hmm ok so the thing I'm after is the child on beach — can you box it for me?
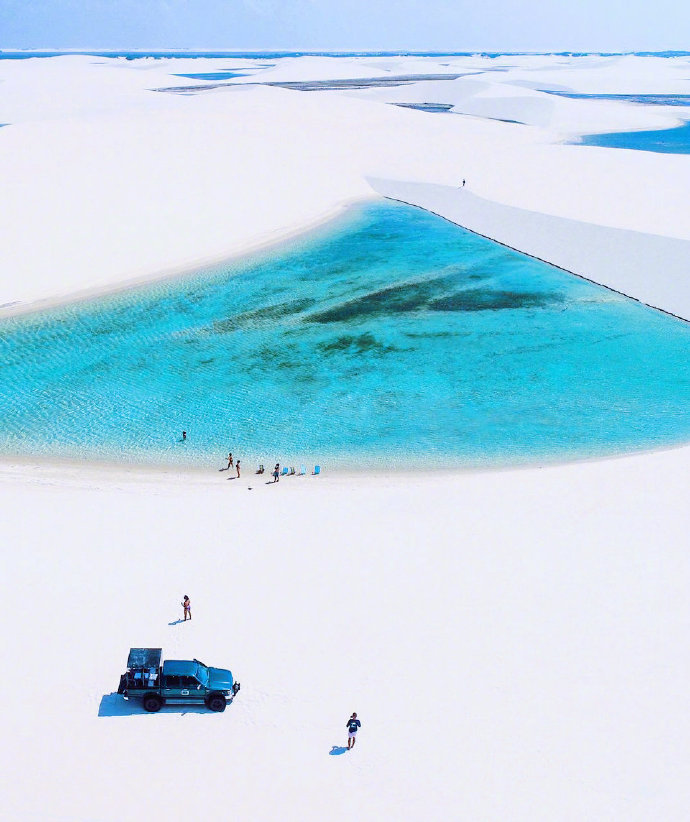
[236,460,241,478]
[182,595,191,621]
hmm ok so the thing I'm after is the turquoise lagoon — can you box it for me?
[576,121,690,154]
[1,201,690,469]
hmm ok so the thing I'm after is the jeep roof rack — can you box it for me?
[127,648,162,670]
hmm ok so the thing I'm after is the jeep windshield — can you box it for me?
[194,662,209,686]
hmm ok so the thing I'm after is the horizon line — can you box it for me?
[2,48,690,56]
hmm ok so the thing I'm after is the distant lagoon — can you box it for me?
[173,71,249,81]
[545,92,690,107]
[575,121,690,154]
[549,92,690,154]
[1,201,690,470]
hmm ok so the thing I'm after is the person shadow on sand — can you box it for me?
[329,745,348,755]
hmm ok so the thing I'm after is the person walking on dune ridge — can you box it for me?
[346,713,361,749]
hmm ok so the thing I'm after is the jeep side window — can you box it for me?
[180,676,199,689]
[165,675,181,688]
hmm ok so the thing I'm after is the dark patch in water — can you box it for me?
[429,289,562,312]
[405,330,467,339]
[308,279,445,324]
[308,277,560,324]
[212,297,316,332]
[251,346,285,364]
[199,358,215,365]
[248,344,306,373]
[318,333,403,357]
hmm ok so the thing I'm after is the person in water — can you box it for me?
[227,452,233,470]
[182,595,191,621]
[236,460,241,478]
[182,431,187,441]
[273,463,280,483]
[346,713,361,749]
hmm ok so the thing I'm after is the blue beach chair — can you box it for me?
[299,465,306,476]
[313,465,321,475]
[282,466,289,476]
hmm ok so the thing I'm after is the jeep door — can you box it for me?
[180,674,205,699]
[161,674,206,703]
[161,674,184,700]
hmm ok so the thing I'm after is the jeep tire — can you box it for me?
[143,694,163,713]
[207,694,226,712]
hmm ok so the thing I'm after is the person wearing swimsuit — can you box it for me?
[182,595,191,621]
[273,463,280,483]
[236,460,241,478]
[227,453,233,470]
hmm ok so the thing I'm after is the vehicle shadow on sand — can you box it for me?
[329,745,349,755]
[98,693,216,717]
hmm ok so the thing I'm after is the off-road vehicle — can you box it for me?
[117,648,240,712]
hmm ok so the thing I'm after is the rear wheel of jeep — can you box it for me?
[208,694,226,712]
[143,694,163,713]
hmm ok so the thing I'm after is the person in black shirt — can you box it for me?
[346,712,361,749]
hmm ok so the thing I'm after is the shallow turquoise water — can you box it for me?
[576,121,690,154]
[173,71,248,80]
[547,92,690,107]
[1,200,690,469]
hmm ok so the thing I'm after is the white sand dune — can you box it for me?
[2,53,690,312]
[2,448,690,821]
[2,54,690,821]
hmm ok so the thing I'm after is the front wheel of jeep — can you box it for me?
[207,694,226,712]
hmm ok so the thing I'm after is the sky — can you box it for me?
[1,0,690,52]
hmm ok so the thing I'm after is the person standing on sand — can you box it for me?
[273,463,280,483]
[227,452,233,470]
[182,595,191,621]
[236,460,241,478]
[347,713,361,749]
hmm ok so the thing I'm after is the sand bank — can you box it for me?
[2,445,690,820]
